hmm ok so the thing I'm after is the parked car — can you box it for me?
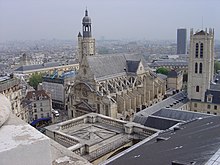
[52,109,59,117]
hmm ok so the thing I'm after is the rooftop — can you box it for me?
[105,116,220,165]
[45,113,158,163]
[14,61,78,72]
[0,94,90,165]
[25,90,50,100]
[134,91,188,126]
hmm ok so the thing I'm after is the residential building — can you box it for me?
[24,90,52,123]
[0,75,25,121]
[42,70,76,110]
[14,61,79,76]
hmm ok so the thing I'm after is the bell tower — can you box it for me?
[78,9,95,65]
[187,28,214,102]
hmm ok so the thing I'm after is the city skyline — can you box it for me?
[0,0,219,42]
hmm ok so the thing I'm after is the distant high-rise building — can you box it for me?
[177,28,187,54]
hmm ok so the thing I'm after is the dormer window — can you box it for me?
[207,94,213,103]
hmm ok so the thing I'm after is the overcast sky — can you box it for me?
[0,0,219,42]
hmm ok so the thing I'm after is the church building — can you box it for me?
[68,10,166,120]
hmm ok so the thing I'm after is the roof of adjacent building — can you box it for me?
[87,54,148,80]
[25,90,50,100]
[205,89,220,104]
[126,60,140,73]
[134,108,211,130]
[14,61,78,72]
[149,60,188,68]
[167,70,182,78]
[106,116,220,165]
[134,91,188,125]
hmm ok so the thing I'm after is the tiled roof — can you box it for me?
[25,90,50,100]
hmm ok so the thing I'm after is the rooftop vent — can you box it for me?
[171,161,196,165]
[173,126,181,131]
[156,136,170,142]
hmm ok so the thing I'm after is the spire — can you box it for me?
[85,9,88,16]
[78,32,82,37]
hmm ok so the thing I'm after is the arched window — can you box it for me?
[199,63,203,73]
[196,86,199,92]
[195,43,199,58]
[200,43,203,58]
[195,63,198,73]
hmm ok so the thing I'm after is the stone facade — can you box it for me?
[68,10,166,121]
[187,28,220,115]
[23,90,52,123]
[0,76,25,121]
[42,71,76,110]
[167,70,183,91]
[187,29,214,102]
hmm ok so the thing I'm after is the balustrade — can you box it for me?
[97,117,124,129]
[85,137,130,161]
[55,132,78,146]
[61,119,84,130]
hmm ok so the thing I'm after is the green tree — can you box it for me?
[28,73,43,90]
[156,67,169,75]
[214,61,220,73]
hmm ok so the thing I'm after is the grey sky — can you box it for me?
[0,0,219,42]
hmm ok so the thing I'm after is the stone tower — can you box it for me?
[78,9,95,65]
[187,28,214,102]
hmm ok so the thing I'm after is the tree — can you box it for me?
[156,67,169,75]
[214,61,220,73]
[28,73,43,90]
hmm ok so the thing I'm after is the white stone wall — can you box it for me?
[42,81,64,102]
[31,99,52,122]
[190,101,219,115]
[0,114,52,165]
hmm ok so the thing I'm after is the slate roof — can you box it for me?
[134,91,188,125]
[149,60,188,67]
[126,60,140,73]
[134,108,210,130]
[87,54,148,80]
[143,116,179,130]
[107,116,220,165]
[167,70,181,78]
[194,30,208,36]
[205,89,220,104]
[14,61,78,72]
[210,83,220,91]
[152,108,211,122]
